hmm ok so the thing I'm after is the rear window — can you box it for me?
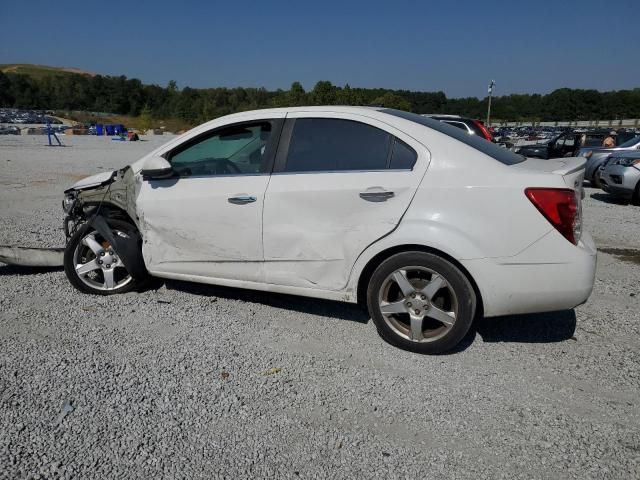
[382,109,525,165]
[584,135,603,147]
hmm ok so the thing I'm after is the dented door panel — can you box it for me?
[262,111,430,291]
[262,171,421,289]
[136,175,270,282]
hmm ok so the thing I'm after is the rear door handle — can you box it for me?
[359,190,395,202]
[228,195,257,205]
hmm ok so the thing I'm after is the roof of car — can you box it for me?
[611,149,640,158]
[223,106,384,117]
[422,114,463,119]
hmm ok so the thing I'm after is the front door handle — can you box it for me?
[359,190,395,202]
[228,195,257,205]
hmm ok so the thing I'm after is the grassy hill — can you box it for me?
[0,64,95,79]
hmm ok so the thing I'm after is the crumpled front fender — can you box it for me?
[88,215,147,280]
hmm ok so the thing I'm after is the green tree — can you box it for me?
[371,92,411,111]
[138,104,153,133]
[0,72,12,106]
[288,81,306,106]
[311,81,336,105]
[2,68,640,125]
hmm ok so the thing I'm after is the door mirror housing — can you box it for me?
[141,156,173,179]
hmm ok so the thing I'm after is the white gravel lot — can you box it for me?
[1,134,639,479]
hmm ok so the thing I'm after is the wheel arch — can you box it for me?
[84,203,138,227]
[84,211,148,280]
[355,244,484,318]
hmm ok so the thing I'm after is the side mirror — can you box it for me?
[141,156,173,179]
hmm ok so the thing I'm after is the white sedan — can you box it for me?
[61,107,596,353]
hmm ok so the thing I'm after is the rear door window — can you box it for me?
[284,118,392,172]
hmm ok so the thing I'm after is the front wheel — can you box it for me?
[592,170,603,189]
[367,252,476,354]
[633,180,640,206]
[63,219,139,295]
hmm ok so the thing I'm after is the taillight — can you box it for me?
[472,120,493,141]
[525,188,581,245]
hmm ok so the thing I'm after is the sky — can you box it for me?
[1,0,638,98]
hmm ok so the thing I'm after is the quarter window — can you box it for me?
[169,122,272,177]
[284,118,392,172]
[390,138,417,169]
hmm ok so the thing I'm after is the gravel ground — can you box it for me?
[1,135,639,479]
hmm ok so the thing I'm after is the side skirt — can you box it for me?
[149,270,357,304]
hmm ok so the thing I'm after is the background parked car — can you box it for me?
[514,131,577,158]
[599,150,640,204]
[578,135,640,187]
[0,125,21,135]
[513,130,624,159]
[516,130,639,160]
[422,114,493,141]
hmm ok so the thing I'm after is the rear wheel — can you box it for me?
[367,252,476,354]
[64,219,139,295]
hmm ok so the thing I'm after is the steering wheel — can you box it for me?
[216,159,242,175]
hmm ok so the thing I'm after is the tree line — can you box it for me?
[0,70,639,125]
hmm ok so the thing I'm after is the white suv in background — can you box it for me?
[61,107,596,354]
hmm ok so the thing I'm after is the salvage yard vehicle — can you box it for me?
[514,131,586,159]
[422,114,493,142]
[61,107,596,354]
[599,150,640,204]
[514,130,637,160]
[577,135,640,188]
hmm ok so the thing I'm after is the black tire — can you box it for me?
[366,251,476,354]
[592,170,602,189]
[64,219,140,295]
[633,180,640,206]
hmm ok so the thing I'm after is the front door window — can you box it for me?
[169,122,273,177]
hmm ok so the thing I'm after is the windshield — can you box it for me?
[540,136,559,145]
[381,109,525,165]
[618,135,640,148]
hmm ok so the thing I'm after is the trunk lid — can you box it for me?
[512,156,586,190]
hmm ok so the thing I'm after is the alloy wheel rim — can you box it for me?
[378,266,458,343]
[73,230,133,291]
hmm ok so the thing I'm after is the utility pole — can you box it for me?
[486,80,495,127]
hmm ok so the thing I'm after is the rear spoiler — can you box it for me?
[512,156,586,176]
[551,157,587,176]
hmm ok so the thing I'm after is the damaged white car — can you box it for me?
[61,107,596,353]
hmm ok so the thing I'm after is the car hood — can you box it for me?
[66,170,117,192]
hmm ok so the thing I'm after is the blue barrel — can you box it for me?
[96,124,104,136]
[105,124,115,136]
